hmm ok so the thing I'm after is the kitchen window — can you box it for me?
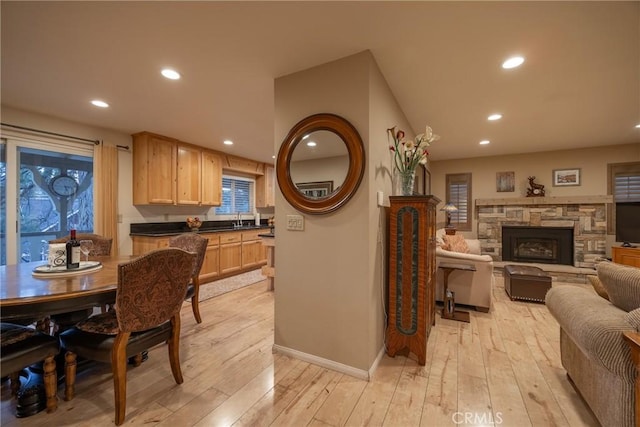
[215,176,255,215]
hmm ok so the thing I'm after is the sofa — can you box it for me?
[435,229,494,312]
[546,261,640,427]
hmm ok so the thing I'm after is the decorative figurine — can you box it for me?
[526,176,545,197]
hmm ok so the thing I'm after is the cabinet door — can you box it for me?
[132,236,170,256]
[241,240,263,268]
[201,150,222,206]
[256,165,275,208]
[201,244,220,281]
[147,136,176,204]
[220,243,242,274]
[176,145,201,205]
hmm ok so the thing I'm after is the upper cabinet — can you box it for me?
[133,131,222,206]
[256,164,275,208]
[133,132,177,205]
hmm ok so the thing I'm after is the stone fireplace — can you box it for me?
[476,196,612,268]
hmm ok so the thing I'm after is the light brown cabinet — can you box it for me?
[201,150,222,206]
[200,234,220,282]
[613,246,640,268]
[241,230,267,268]
[131,235,170,255]
[176,144,201,205]
[219,232,243,275]
[132,131,222,206]
[133,132,177,205]
[256,165,275,208]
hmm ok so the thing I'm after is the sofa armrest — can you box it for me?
[622,331,640,426]
[547,285,635,378]
[436,247,493,263]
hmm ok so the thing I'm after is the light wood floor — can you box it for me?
[1,277,600,427]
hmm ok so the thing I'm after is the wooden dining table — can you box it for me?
[0,255,131,322]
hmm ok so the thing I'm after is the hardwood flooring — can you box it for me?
[1,277,600,426]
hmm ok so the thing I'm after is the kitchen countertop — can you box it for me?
[130,221,270,237]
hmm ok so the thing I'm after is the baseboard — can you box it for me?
[272,344,385,381]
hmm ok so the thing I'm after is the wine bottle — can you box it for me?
[66,229,81,269]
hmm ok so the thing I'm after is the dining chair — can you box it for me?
[58,248,196,426]
[49,233,113,256]
[168,233,208,324]
[1,323,60,415]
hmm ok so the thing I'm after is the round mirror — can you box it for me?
[277,113,365,215]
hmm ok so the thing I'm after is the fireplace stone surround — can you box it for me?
[476,196,612,269]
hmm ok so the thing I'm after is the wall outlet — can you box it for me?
[286,214,304,231]
[117,214,123,223]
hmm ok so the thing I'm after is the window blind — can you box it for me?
[615,174,640,202]
[215,176,254,215]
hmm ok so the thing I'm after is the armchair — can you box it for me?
[434,229,494,312]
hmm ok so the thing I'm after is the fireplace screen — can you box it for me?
[513,238,557,261]
[502,226,574,265]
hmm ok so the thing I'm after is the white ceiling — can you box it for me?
[2,1,639,164]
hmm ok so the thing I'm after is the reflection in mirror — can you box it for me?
[290,130,349,199]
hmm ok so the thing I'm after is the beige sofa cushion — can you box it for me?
[598,261,640,312]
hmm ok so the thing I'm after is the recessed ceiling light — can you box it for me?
[272,155,275,159]
[91,100,109,108]
[307,141,317,147]
[302,134,310,140]
[479,140,491,145]
[223,140,233,145]
[161,68,181,80]
[502,56,525,69]
[635,124,640,129]
[488,114,502,121]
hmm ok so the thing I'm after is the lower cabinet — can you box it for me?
[132,229,267,284]
[200,235,220,282]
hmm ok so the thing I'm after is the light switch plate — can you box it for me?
[286,214,304,231]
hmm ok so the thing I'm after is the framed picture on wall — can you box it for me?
[496,171,515,192]
[552,168,581,186]
[295,181,333,198]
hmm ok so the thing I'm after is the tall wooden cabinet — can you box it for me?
[386,195,440,365]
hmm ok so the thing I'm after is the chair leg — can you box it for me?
[64,351,77,401]
[9,372,20,396]
[168,315,184,384]
[191,277,202,324]
[43,354,58,413]
[112,332,131,426]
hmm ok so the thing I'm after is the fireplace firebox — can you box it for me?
[502,226,574,265]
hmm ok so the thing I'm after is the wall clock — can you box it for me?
[50,175,78,197]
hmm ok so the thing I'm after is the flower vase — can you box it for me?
[394,169,416,196]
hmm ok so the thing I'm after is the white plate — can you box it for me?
[32,261,102,275]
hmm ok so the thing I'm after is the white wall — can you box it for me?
[274,51,416,373]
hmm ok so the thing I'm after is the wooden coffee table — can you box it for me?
[438,262,476,323]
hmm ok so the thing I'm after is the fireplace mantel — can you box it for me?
[476,196,613,206]
[476,195,613,207]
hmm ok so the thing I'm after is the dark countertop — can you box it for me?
[258,232,275,238]
[130,220,270,237]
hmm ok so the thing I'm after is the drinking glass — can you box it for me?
[79,240,93,262]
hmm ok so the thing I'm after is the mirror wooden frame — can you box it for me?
[276,113,365,215]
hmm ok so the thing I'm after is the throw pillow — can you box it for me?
[443,234,470,254]
[598,261,640,312]
[587,275,609,300]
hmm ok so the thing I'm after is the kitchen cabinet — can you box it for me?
[256,164,275,208]
[241,229,267,268]
[176,144,201,205]
[201,151,222,206]
[132,131,222,206]
[219,232,243,275]
[131,236,170,255]
[613,246,640,268]
[133,132,177,205]
[200,234,220,282]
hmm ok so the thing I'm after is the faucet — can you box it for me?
[235,212,242,228]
